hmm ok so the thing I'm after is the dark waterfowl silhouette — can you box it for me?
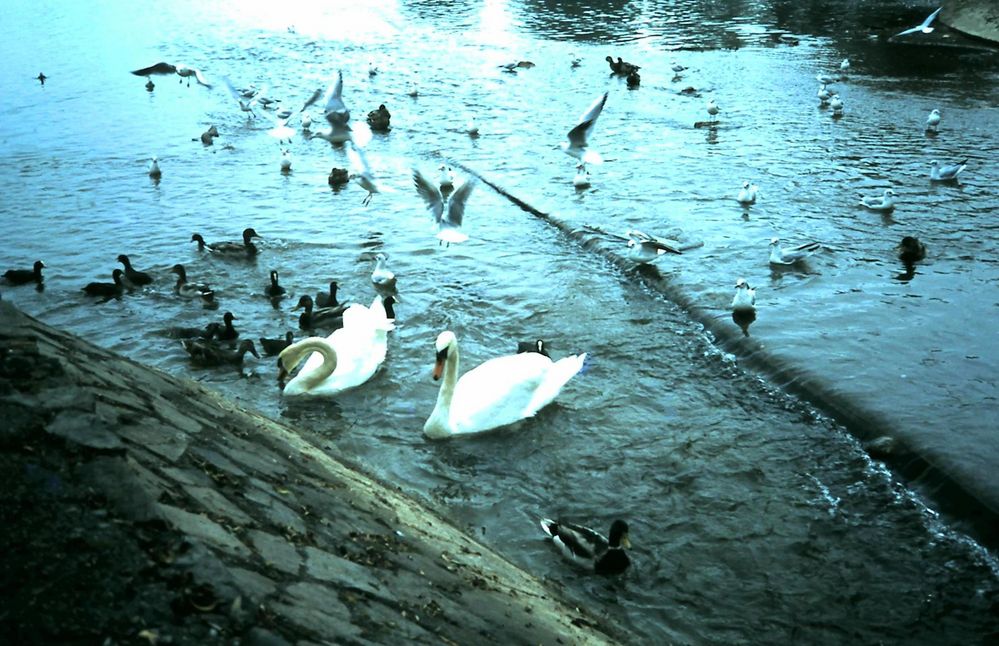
[294,295,345,331]
[191,228,261,257]
[517,340,551,357]
[82,269,125,298]
[366,104,391,131]
[259,331,295,356]
[4,260,45,285]
[117,254,152,286]
[182,339,259,368]
[265,270,286,298]
[215,311,240,341]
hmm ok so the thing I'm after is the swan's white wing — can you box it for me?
[413,169,444,221]
[449,353,552,434]
[445,178,476,227]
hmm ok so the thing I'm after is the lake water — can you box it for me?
[2,0,999,643]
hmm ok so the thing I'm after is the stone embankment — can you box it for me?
[944,0,999,44]
[0,301,623,645]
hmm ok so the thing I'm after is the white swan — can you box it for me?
[424,331,586,439]
[278,297,394,397]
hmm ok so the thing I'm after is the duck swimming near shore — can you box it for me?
[539,518,631,575]
[117,254,152,287]
[170,264,212,298]
[4,260,45,285]
[82,269,125,298]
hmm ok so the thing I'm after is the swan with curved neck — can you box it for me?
[424,331,586,439]
[278,297,393,397]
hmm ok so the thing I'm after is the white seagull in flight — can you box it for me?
[562,91,609,165]
[895,7,942,37]
[413,168,476,245]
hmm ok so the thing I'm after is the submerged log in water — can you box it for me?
[0,301,625,645]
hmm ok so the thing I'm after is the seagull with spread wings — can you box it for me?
[413,168,476,245]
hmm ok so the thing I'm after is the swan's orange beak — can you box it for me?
[432,348,447,381]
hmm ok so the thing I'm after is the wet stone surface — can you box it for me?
[0,302,622,645]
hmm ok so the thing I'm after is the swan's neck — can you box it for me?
[426,342,460,438]
[287,339,338,391]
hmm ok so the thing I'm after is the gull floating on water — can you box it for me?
[465,116,480,136]
[130,62,211,88]
[148,157,162,179]
[371,253,396,290]
[926,108,941,132]
[830,94,844,115]
[930,159,967,182]
[859,188,895,212]
[626,230,681,264]
[573,163,591,188]
[562,91,608,164]
[737,181,759,205]
[280,149,292,173]
[769,237,821,265]
[816,73,837,86]
[671,61,688,75]
[731,278,756,312]
[895,7,942,37]
[817,84,831,105]
[346,141,379,205]
[413,168,476,245]
[840,58,850,73]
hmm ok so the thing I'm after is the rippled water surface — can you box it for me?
[3,1,999,643]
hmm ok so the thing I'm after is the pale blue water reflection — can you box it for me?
[2,1,998,643]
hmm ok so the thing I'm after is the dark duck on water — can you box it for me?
[191,227,261,257]
[540,518,631,575]
[116,254,153,287]
[82,269,125,298]
[4,260,45,285]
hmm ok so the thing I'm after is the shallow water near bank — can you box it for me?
[2,0,999,643]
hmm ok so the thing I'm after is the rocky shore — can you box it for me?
[0,301,623,645]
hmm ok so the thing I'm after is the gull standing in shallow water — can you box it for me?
[413,168,476,245]
[561,91,609,165]
[731,278,756,312]
[930,159,967,182]
[926,109,941,132]
[859,188,895,212]
[769,238,821,265]
[706,98,721,122]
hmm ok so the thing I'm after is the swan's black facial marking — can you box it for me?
[432,347,449,381]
